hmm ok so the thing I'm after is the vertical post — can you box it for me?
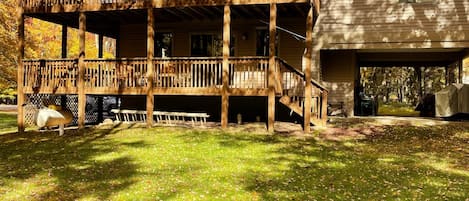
[98,34,104,58]
[61,24,68,108]
[78,12,86,128]
[146,8,155,128]
[97,34,104,122]
[17,5,25,133]
[61,24,68,58]
[303,5,314,132]
[221,4,231,129]
[267,3,277,132]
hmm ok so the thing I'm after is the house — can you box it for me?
[17,0,327,133]
[19,0,468,133]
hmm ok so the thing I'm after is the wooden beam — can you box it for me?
[17,4,25,133]
[78,12,86,128]
[303,5,313,133]
[146,8,155,128]
[267,3,276,132]
[221,4,231,129]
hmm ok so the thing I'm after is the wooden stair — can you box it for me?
[276,58,328,127]
[279,95,325,127]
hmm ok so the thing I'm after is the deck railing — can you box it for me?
[277,58,328,123]
[22,57,272,93]
[85,58,148,89]
[154,57,222,88]
[23,59,78,93]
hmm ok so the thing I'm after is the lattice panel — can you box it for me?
[24,94,61,127]
[24,94,99,127]
[85,96,99,124]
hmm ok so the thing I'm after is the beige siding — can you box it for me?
[321,50,356,116]
[314,0,469,49]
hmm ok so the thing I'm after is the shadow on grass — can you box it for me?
[0,125,141,200]
[177,121,469,200]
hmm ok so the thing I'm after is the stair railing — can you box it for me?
[276,58,328,125]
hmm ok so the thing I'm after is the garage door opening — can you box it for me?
[358,66,448,117]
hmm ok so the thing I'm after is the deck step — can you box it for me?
[279,95,324,126]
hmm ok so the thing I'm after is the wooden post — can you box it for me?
[146,8,155,128]
[303,5,314,132]
[267,3,277,132]
[321,91,328,126]
[221,4,231,129]
[17,5,25,133]
[78,12,86,128]
[97,34,104,123]
[61,24,67,58]
[61,24,68,108]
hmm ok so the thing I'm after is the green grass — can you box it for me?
[378,102,420,117]
[0,112,17,134]
[0,121,468,200]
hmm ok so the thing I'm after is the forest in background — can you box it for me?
[0,0,115,100]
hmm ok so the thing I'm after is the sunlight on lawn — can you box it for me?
[0,120,468,200]
[378,103,420,117]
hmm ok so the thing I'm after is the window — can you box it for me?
[256,28,278,56]
[191,34,235,57]
[155,33,173,57]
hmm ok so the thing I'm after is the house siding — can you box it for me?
[118,19,306,71]
[314,0,469,49]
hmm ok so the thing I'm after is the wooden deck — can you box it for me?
[23,57,272,96]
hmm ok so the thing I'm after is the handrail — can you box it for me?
[276,57,328,92]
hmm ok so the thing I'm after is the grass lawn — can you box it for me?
[0,119,468,200]
[0,112,17,134]
[378,102,420,117]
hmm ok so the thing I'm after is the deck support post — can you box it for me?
[221,4,231,129]
[268,3,277,132]
[146,8,155,128]
[61,24,68,109]
[97,34,104,123]
[303,5,314,132]
[17,4,25,133]
[78,12,86,128]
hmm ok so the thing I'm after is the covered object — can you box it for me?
[435,84,469,117]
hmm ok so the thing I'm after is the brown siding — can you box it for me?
[118,18,306,70]
[314,0,469,49]
[119,24,147,57]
